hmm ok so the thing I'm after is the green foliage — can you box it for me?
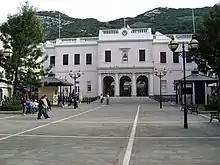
[0,1,50,96]
[204,104,220,111]
[2,96,21,106]
[1,96,22,111]
[1,105,22,111]
[37,7,212,40]
[193,4,220,76]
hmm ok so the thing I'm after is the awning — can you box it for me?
[40,72,73,86]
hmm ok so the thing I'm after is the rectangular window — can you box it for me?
[50,56,55,66]
[105,50,111,62]
[160,52,166,63]
[87,81,91,92]
[186,52,192,63]
[74,54,80,65]
[139,49,146,61]
[86,53,92,64]
[63,54,68,65]
[173,52,179,63]
[161,80,167,93]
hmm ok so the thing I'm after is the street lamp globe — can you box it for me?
[3,48,12,57]
[168,37,179,52]
[154,68,158,75]
[69,70,73,78]
[188,38,199,51]
[163,68,167,75]
[77,70,82,77]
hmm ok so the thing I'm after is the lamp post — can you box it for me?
[69,70,82,98]
[168,36,199,129]
[154,68,168,108]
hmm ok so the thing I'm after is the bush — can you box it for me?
[204,104,220,111]
[2,96,21,106]
[82,97,98,103]
[0,96,22,111]
[1,104,22,111]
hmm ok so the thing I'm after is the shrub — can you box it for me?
[1,96,22,111]
[2,96,21,106]
[204,104,220,111]
[1,104,22,111]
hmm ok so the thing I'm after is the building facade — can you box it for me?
[43,27,197,98]
[0,41,12,101]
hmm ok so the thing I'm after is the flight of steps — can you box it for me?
[107,97,159,104]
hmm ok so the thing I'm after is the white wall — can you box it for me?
[45,44,98,97]
[43,27,196,97]
[152,42,197,95]
[98,40,153,68]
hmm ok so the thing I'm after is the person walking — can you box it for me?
[100,94,104,103]
[73,96,77,109]
[21,97,27,115]
[37,95,50,119]
[106,93,110,105]
[29,99,34,114]
[46,97,51,111]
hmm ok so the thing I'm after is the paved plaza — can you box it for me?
[0,99,220,165]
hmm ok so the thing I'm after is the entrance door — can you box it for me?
[136,76,148,96]
[195,82,205,104]
[120,76,131,96]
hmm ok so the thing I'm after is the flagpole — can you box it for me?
[124,18,126,27]
[192,8,196,34]
[58,13,61,39]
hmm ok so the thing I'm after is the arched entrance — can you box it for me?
[103,76,115,96]
[136,76,148,96]
[120,76,131,96]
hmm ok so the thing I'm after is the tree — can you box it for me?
[193,4,220,76]
[0,1,50,97]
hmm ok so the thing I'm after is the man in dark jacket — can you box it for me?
[46,97,51,111]
[37,96,50,119]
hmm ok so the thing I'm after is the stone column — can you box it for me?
[115,73,119,97]
[149,73,154,96]
[98,73,102,96]
[132,73,136,96]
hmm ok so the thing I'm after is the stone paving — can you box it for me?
[0,100,219,165]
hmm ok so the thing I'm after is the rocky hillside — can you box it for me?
[37,7,212,40]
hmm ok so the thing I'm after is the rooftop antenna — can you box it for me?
[58,12,61,39]
[192,8,196,34]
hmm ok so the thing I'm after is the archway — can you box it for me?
[136,76,148,96]
[103,76,115,96]
[120,76,131,96]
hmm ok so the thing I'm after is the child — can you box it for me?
[29,99,34,114]
[33,99,38,113]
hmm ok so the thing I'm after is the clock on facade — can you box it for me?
[122,30,128,36]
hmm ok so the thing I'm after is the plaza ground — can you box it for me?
[0,99,220,165]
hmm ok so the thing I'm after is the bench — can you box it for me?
[209,110,220,123]
[180,104,199,114]
[186,104,199,114]
[204,104,220,123]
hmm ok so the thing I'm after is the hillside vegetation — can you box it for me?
[37,7,212,40]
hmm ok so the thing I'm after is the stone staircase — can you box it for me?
[107,97,158,104]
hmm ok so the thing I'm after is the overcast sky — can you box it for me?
[0,0,219,22]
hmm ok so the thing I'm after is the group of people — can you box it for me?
[21,98,39,115]
[100,93,110,105]
[21,95,51,119]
